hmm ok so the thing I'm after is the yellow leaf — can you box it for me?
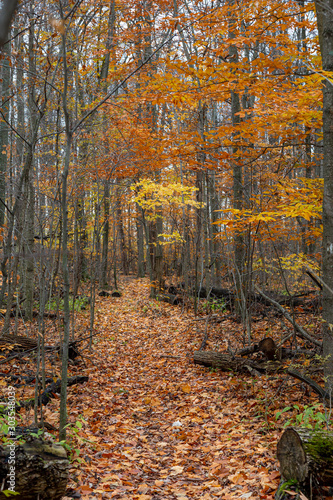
[229,472,246,484]
[180,384,191,394]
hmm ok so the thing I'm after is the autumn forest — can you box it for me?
[0,0,333,498]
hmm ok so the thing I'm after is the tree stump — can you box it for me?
[0,438,69,499]
[276,427,333,499]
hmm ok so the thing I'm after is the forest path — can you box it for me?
[66,277,283,499]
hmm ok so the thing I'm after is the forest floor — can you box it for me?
[2,277,325,499]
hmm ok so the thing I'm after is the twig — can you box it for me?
[194,314,218,321]
[153,355,181,359]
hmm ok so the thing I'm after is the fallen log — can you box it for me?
[193,350,275,373]
[276,427,333,499]
[157,293,182,305]
[0,334,81,362]
[208,287,234,301]
[0,376,89,412]
[0,333,38,351]
[0,438,69,500]
[20,375,89,408]
[194,351,243,370]
[287,369,329,402]
[4,309,59,319]
[167,285,234,306]
[238,342,317,361]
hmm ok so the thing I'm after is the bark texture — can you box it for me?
[193,350,273,373]
[315,0,333,389]
[0,439,69,500]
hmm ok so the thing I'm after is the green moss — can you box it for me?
[304,432,333,465]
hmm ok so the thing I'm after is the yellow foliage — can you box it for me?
[132,179,202,214]
[132,179,203,246]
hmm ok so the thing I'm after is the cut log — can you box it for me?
[277,428,308,483]
[276,427,333,499]
[257,337,277,360]
[0,439,69,500]
[238,344,257,356]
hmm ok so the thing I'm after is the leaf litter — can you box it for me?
[10,277,323,499]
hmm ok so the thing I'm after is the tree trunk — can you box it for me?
[314,0,333,391]
[59,6,73,440]
[23,173,35,321]
[23,15,38,321]
[228,0,245,322]
[152,174,164,292]
[0,36,10,227]
[194,169,204,315]
[142,211,155,297]
[101,180,110,287]
[117,201,129,275]
[99,0,116,286]
[0,0,18,46]
[136,202,145,277]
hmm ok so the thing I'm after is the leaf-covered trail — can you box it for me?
[65,278,293,499]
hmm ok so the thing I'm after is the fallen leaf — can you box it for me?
[137,483,149,494]
[181,383,191,393]
[170,465,184,475]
